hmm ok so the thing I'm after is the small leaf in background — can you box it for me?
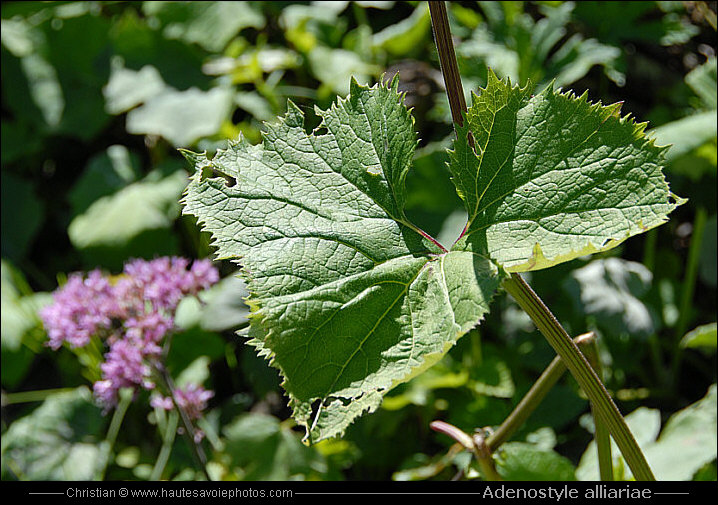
[577,385,717,480]
[1,260,51,388]
[279,3,348,54]
[494,442,577,481]
[680,322,717,351]
[103,60,167,115]
[0,172,43,263]
[307,46,379,97]
[126,86,234,146]
[371,3,431,57]
[109,9,208,91]
[174,274,249,333]
[221,413,326,480]
[650,111,718,163]
[141,1,264,53]
[685,57,717,110]
[67,145,141,217]
[572,1,699,47]
[1,387,108,480]
[563,258,657,338]
[68,167,187,269]
[458,2,623,89]
[174,356,211,388]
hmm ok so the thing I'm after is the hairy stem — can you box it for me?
[429,1,654,481]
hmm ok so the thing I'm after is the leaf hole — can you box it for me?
[201,166,236,187]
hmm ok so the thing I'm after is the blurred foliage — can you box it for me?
[1,1,715,481]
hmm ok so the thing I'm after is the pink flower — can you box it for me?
[41,256,220,409]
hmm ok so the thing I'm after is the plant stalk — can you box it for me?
[430,420,502,480]
[581,337,613,480]
[151,409,178,481]
[672,206,707,383]
[428,1,654,480]
[154,364,212,481]
[486,333,595,452]
[100,388,132,480]
[503,274,653,480]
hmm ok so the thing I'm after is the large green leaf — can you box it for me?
[1,387,108,480]
[451,71,681,271]
[577,384,717,481]
[182,77,503,443]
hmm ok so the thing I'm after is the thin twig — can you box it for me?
[154,364,212,481]
[486,333,595,452]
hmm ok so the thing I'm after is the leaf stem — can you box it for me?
[502,274,654,480]
[429,2,654,481]
[430,420,502,480]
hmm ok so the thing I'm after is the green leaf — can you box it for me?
[307,46,379,96]
[685,57,716,110]
[126,86,233,146]
[68,167,187,269]
[577,406,660,481]
[1,260,50,388]
[563,258,657,338]
[578,385,717,480]
[451,71,681,272]
[103,60,167,115]
[182,77,503,443]
[650,110,718,163]
[141,1,264,53]
[67,145,141,217]
[494,442,577,481]
[221,413,326,480]
[1,387,108,480]
[680,322,717,351]
[371,3,431,57]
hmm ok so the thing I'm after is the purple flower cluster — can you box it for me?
[151,384,215,420]
[40,257,219,411]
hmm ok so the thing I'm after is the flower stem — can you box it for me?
[100,388,132,480]
[151,409,178,480]
[672,206,707,382]
[154,364,212,481]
